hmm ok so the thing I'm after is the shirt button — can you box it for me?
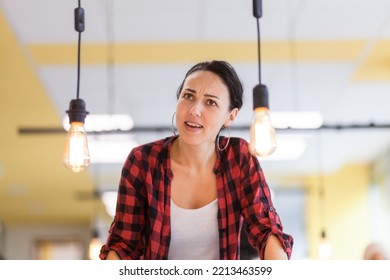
[269,206,274,212]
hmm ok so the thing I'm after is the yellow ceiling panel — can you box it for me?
[28,39,365,65]
[352,39,390,81]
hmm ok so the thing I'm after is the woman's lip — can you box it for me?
[184,122,203,132]
[185,121,203,128]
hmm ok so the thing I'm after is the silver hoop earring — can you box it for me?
[171,112,178,136]
[216,126,231,152]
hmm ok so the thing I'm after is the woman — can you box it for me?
[99,60,293,260]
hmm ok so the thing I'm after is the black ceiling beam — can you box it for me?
[18,123,390,135]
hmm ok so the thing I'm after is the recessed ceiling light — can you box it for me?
[261,135,308,161]
[87,134,138,164]
[63,114,134,132]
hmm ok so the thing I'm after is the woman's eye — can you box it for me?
[207,99,217,106]
[182,93,193,99]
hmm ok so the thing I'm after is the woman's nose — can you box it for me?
[189,102,202,117]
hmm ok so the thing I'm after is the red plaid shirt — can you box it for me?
[100,136,293,260]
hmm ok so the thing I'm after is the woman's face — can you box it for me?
[175,70,238,147]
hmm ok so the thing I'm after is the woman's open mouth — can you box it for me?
[185,121,203,129]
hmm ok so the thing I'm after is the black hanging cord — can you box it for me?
[255,17,261,85]
[75,0,85,100]
[66,1,88,124]
[253,0,262,84]
[252,0,269,110]
[76,30,81,99]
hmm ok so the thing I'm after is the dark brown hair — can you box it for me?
[176,60,243,111]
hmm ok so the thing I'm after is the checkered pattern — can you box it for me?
[100,136,293,260]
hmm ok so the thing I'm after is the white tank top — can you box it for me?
[168,198,219,260]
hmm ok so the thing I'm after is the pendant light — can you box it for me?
[316,133,332,259]
[63,1,90,173]
[249,0,277,157]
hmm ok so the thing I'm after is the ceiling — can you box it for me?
[1,0,390,227]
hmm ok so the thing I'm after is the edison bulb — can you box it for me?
[63,121,90,172]
[249,107,277,157]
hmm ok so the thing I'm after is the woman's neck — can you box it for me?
[171,137,216,171]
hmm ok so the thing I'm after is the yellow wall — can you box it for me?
[370,150,390,254]
[304,164,370,259]
[0,9,94,226]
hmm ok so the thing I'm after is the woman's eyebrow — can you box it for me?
[183,88,196,93]
[183,88,220,99]
[204,93,220,100]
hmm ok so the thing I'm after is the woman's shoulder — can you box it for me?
[228,137,250,152]
[123,136,175,168]
[218,137,258,171]
[229,136,249,145]
[219,136,252,161]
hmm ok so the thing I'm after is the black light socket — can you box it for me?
[253,84,269,110]
[74,7,85,32]
[253,0,262,18]
[66,99,89,123]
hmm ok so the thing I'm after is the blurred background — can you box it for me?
[1,0,390,260]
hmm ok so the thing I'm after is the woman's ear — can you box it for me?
[224,108,239,127]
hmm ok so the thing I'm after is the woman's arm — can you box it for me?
[264,234,288,260]
[99,149,147,260]
[106,250,121,260]
[237,139,293,259]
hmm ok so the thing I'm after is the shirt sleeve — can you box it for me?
[99,148,147,260]
[238,140,293,259]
